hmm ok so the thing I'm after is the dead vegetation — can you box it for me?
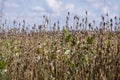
[0,12,120,80]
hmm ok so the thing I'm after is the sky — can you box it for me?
[0,0,120,28]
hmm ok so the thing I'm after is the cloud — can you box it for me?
[93,3,103,9]
[31,6,45,12]
[86,0,98,3]
[45,0,62,13]
[86,0,102,9]
[4,1,19,8]
[5,12,19,21]
[102,6,110,14]
[112,5,119,11]
[102,6,119,18]
[65,3,75,13]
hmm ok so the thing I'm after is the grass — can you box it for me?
[0,12,120,80]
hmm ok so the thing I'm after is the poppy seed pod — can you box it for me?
[110,19,113,22]
[68,12,70,15]
[101,15,104,21]
[114,16,117,20]
[103,22,106,26]
[85,11,87,15]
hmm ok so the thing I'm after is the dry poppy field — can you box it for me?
[0,12,120,80]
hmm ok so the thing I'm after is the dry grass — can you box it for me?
[0,12,120,80]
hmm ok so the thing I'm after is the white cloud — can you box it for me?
[86,0,97,3]
[65,3,75,13]
[32,6,45,12]
[5,12,19,22]
[93,3,103,9]
[102,6,110,14]
[101,5,118,18]
[112,5,119,11]
[45,0,62,13]
[86,0,103,9]
[5,1,19,8]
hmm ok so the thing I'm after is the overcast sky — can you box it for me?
[0,0,120,27]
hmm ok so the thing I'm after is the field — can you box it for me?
[0,12,120,80]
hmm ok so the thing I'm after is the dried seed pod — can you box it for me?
[68,12,70,15]
[74,15,77,20]
[38,25,42,30]
[66,16,69,20]
[110,23,113,27]
[82,18,84,22]
[101,15,104,21]
[103,22,106,26]
[54,23,56,27]
[23,20,25,24]
[13,20,16,24]
[88,23,91,28]
[45,17,49,23]
[85,11,87,15]
[110,19,113,22]
[93,20,95,24]
[106,13,108,16]
[114,16,117,20]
